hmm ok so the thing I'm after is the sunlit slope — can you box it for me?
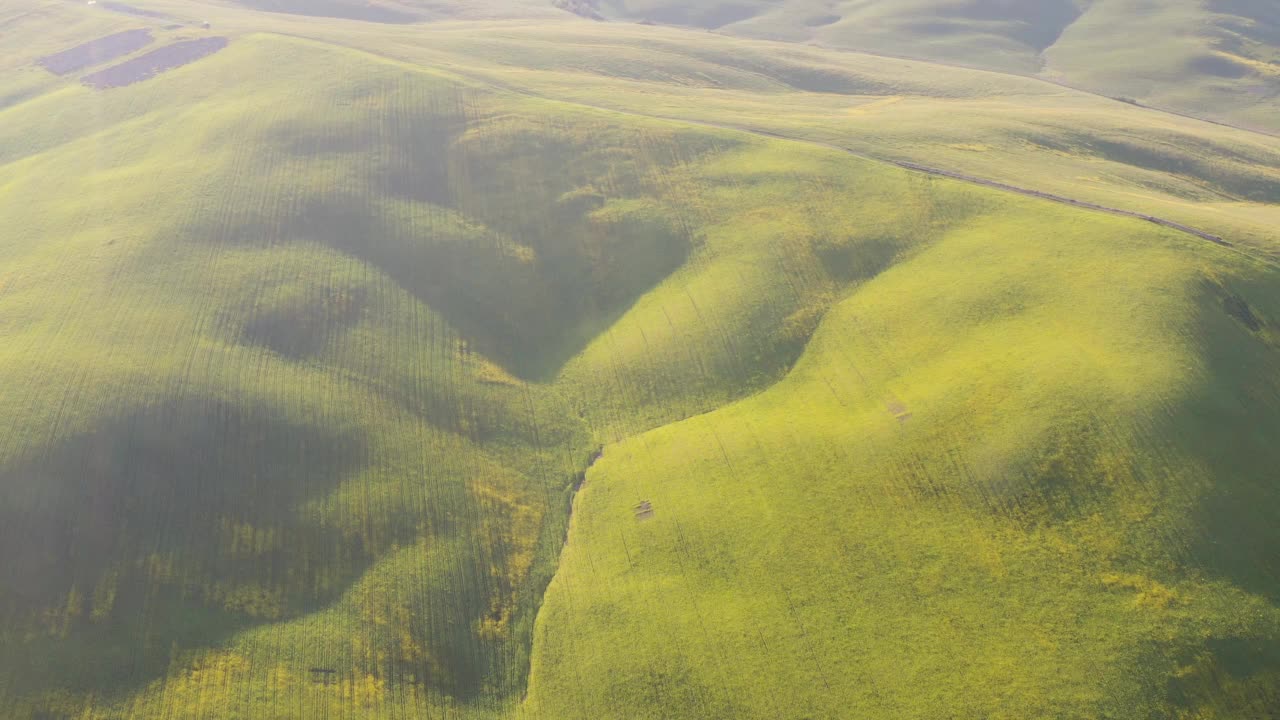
[528,195,1280,719]
[552,142,984,440]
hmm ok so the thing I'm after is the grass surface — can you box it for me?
[528,200,1280,719]
[1,1,1278,718]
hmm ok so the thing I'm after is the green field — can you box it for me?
[1,1,1279,718]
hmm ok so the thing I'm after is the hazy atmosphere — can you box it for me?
[1,0,1279,717]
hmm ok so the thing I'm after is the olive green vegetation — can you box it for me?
[1,1,1278,718]
[576,0,1280,135]
[531,201,1280,719]
[0,33,600,716]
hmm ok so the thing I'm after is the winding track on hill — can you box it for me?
[743,128,1233,247]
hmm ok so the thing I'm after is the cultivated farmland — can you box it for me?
[1,1,1279,719]
[37,29,154,75]
[81,36,229,89]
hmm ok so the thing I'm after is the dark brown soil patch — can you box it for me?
[82,37,228,89]
[38,29,153,75]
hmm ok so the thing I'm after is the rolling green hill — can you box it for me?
[283,18,1280,258]
[45,0,1280,129]
[578,0,1280,134]
[1,1,1278,718]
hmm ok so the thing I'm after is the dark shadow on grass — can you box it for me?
[1177,277,1280,604]
[240,283,368,359]
[0,398,390,699]
[220,105,722,381]
[1164,635,1280,714]
[0,395,527,704]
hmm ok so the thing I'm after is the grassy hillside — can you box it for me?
[72,0,1280,132]
[527,196,1280,719]
[285,19,1280,260]
[0,24,722,716]
[0,18,981,717]
[600,0,1085,71]
[0,30,601,717]
[577,0,1280,133]
[1,1,1279,718]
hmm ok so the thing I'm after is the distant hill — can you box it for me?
[583,0,1280,132]
[146,0,1280,134]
